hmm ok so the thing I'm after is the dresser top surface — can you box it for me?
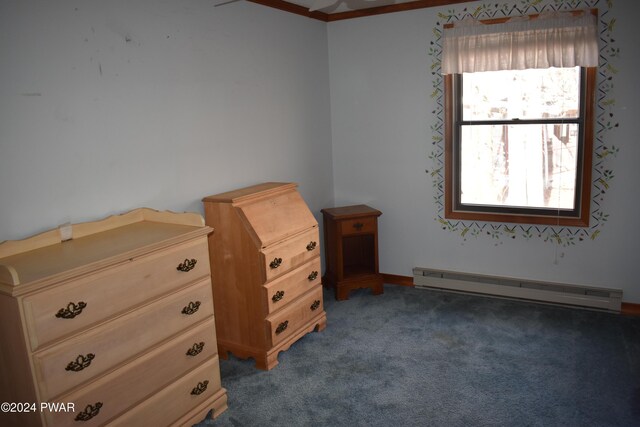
[0,209,211,293]
[321,204,382,220]
[202,182,297,204]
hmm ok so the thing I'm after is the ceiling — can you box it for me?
[284,0,418,14]
[239,0,471,21]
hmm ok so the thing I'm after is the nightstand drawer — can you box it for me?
[263,257,321,315]
[23,238,210,350]
[33,279,214,400]
[260,228,320,282]
[44,320,218,426]
[266,285,323,347]
[108,356,223,426]
[339,217,376,236]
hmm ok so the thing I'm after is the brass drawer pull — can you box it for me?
[186,342,205,357]
[269,257,283,269]
[308,271,318,281]
[66,353,95,372]
[55,301,87,319]
[306,241,317,251]
[310,300,320,311]
[191,380,209,395]
[353,222,364,231]
[177,258,197,272]
[75,402,103,421]
[275,320,288,335]
[272,290,285,303]
[181,301,201,315]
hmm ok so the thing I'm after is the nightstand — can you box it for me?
[321,205,384,301]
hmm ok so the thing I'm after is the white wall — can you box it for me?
[0,0,333,240]
[328,1,640,303]
[2,0,639,304]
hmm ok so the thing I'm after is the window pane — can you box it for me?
[462,67,581,121]
[460,124,578,210]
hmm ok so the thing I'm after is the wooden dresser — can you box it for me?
[202,182,326,370]
[0,208,227,427]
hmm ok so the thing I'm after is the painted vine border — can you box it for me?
[427,0,619,246]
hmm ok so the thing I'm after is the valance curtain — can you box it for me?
[441,10,599,74]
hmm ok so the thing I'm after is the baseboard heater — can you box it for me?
[413,267,622,312]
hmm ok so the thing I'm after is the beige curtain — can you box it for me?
[441,10,599,74]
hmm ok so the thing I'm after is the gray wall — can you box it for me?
[2,0,639,303]
[0,0,333,240]
[328,0,640,302]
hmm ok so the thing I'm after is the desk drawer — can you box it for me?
[44,320,218,426]
[261,228,319,282]
[266,285,323,347]
[263,257,320,315]
[23,238,210,350]
[339,217,376,236]
[34,279,214,400]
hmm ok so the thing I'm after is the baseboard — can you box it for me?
[621,302,640,317]
[382,273,414,287]
[413,267,624,312]
[383,272,639,316]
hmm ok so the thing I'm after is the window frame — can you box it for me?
[444,63,596,228]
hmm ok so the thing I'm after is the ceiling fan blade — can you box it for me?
[309,0,338,11]
[214,0,243,7]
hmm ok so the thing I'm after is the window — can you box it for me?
[442,10,598,226]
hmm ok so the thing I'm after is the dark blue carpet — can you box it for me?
[195,284,640,427]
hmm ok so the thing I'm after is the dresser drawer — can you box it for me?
[266,285,324,347]
[23,238,210,351]
[33,279,214,400]
[260,228,320,282]
[44,319,218,426]
[339,216,376,236]
[108,356,223,426]
[263,257,321,315]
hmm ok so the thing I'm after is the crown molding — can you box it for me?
[248,0,471,22]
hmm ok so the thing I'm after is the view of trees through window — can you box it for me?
[459,67,581,211]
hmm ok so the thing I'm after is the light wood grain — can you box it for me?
[45,319,218,426]
[34,279,214,400]
[266,285,324,347]
[0,294,43,427]
[236,187,318,248]
[23,238,209,351]
[107,357,224,426]
[261,227,320,283]
[203,183,326,370]
[262,257,321,315]
[0,222,211,295]
[0,208,226,426]
[0,208,204,260]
